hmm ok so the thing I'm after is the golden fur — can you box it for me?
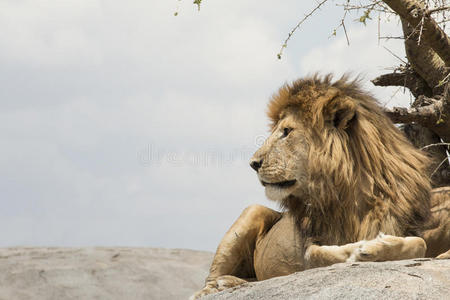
[267,74,431,244]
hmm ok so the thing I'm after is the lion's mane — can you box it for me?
[267,74,432,245]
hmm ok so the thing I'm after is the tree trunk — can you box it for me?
[374,0,450,186]
[400,124,450,187]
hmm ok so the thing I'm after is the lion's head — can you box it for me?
[250,74,432,242]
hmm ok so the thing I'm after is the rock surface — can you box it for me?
[204,259,450,300]
[2,248,449,300]
[0,247,213,300]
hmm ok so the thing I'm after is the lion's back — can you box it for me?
[423,187,450,257]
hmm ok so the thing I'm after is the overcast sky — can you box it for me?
[1,0,411,251]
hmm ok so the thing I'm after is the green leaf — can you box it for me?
[193,0,202,10]
[359,15,366,25]
[436,118,444,125]
[359,9,372,26]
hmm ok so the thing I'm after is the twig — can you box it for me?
[342,18,350,45]
[417,2,428,45]
[383,0,450,66]
[278,0,329,59]
[383,46,408,64]
[431,156,450,177]
[330,5,350,44]
[427,6,450,15]
[437,72,450,87]
[378,12,380,45]
[421,142,450,150]
[339,1,390,13]
[404,21,423,42]
[383,86,402,107]
[379,36,405,40]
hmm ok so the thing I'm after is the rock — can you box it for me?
[3,248,449,300]
[205,259,450,300]
[0,247,213,300]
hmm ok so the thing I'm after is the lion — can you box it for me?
[191,75,450,299]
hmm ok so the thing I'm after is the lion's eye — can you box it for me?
[282,127,292,138]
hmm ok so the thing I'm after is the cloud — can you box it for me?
[0,1,415,251]
[1,0,296,250]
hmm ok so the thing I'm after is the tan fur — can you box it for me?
[267,74,431,245]
[423,187,450,257]
[191,75,449,299]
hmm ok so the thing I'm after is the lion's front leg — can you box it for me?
[305,241,364,268]
[191,204,281,299]
[348,233,427,262]
[305,233,427,268]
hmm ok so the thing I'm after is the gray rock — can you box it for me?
[205,259,450,300]
[2,248,449,300]
[0,247,213,300]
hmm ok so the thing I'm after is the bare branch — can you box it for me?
[401,18,448,90]
[421,142,450,150]
[431,156,450,177]
[383,46,408,64]
[338,1,393,14]
[383,0,450,66]
[371,71,432,97]
[417,2,426,45]
[379,36,405,40]
[341,19,350,45]
[383,100,442,124]
[387,91,449,143]
[277,0,329,59]
[330,6,350,44]
[427,6,450,15]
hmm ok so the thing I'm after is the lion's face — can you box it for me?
[250,111,310,202]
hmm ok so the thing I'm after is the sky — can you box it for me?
[0,0,412,251]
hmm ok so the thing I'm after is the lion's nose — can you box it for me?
[250,159,263,172]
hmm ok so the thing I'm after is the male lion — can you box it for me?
[191,75,450,299]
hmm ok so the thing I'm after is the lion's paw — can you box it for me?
[347,233,426,262]
[189,285,219,300]
[189,275,247,299]
[436,249,450,259]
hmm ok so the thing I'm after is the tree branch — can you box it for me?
[383,0,450,67]
[383,99,442,124]
[427,6,450,15]
[277,0,329,59]
[421,142,450,150]
[371,71,432,97]
[401,124,450,187]
[400,18,448,91]
[384,91,450,142]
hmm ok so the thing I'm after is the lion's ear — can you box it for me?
[326,97,357,130]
